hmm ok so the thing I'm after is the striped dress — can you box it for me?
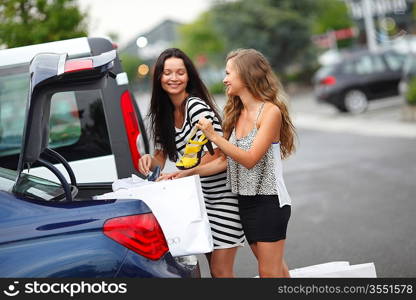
[174,96,245,249]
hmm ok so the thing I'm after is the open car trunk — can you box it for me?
[13,50,118,202]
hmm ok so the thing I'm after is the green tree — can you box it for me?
[107,32,120,43]
[312,0,354,48]
[178,11,226,67]
[119,53,143,83]
[211,0,318,73]
[313,0,353,34]
[0,0,87,48]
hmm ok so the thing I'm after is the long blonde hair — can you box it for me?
[222,49,296,159]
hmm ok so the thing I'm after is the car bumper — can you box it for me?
[314,85,341,105]
[115,251,201,278]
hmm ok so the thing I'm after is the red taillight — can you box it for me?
[64,59,93,73]
[120,90,142,170]
[103,214,169,260]
[320,76,336,85]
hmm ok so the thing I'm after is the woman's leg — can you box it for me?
[209,247,239,278]
[256,239,288,278]
[283,259,291,277]
[249,242,290,277]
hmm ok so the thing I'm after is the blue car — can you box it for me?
[0,49,200,278]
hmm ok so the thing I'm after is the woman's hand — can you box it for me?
[138,154,152,176]
[155,173,174,181]
[155,172,177,181]
[172,169,193,179]
[156,169,193,181]
[197,117,217,141]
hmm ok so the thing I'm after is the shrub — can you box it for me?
[209,81,225,95]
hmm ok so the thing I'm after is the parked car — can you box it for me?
[313,49,406,114]
[0,37,149,183]
[0,42,200,278]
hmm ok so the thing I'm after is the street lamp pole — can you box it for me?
[362,0,378,52]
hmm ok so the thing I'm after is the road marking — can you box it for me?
[293,113,416,138]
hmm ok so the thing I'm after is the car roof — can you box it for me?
[0,37,92,69]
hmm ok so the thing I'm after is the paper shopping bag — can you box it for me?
[290,261,377,278]
[96,175,213,257]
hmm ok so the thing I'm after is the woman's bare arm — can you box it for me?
[197,104,281,169]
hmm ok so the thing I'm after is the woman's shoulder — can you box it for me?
[186,96,212,115]
[260,102,282,123]
[186,96,208,108]
[264,102,281,114]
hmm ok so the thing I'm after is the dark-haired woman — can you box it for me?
[138,48,245,278]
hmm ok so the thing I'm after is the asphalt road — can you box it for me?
[135,89,416,277]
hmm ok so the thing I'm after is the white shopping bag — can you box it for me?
[111,174,150,191]
[290,261,377,278]
[96,175,213,257]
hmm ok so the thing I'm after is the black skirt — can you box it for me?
[237,194,291,244]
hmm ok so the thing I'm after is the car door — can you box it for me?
[353,54,390,99]
[358,52,405,99]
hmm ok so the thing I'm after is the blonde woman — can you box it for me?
[195,49,296,278]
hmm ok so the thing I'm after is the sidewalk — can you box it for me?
[288,88,416,139]
[292,112,416,139]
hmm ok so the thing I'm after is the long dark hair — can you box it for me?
[149,48,221,162]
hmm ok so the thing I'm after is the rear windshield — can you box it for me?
[0,167,64,201]
[0,66,111,170]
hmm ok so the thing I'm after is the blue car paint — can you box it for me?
[116,250,185,278]
[0,191,192,278]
